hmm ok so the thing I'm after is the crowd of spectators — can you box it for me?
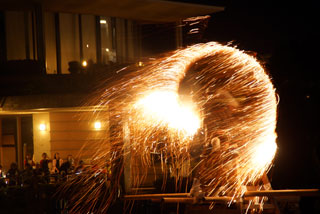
[0,152,86,188]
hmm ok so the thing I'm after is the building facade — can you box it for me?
[0,0,223,172]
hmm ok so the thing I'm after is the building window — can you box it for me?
[59,13,80,74]
[5,11,35,61]
[81,14,97,65]
[44,12,57,74]
[1,10,139,75]
[100,16,116,64]
[114,18,138,63]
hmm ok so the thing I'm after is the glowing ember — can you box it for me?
[60,42,278,213]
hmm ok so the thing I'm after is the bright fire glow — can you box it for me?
[94,121,102,129]
[251,137,277,170]
[134,91,201,136]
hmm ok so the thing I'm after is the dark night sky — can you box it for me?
[200,1,320,189]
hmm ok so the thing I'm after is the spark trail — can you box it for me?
[60,42,278,213]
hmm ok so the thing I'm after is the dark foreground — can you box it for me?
[1,184,320,214]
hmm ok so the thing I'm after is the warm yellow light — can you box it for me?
[82,60,87,67]
[39,123,46,131]
[86,44,89,48]
[105,48,109,52]
[251,136,277,169]
[100,19,107,24]
[94,121,102,130]
[135,91,200,136]
[138,61,143,66]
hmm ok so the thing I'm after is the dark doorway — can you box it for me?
[0,115,33,171]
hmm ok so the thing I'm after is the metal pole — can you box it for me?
[78,14,83,63]
[54,13,61,74]
[244,189,320,197]
[163,196,233,203]
[123,189,320,202]
[123,193,189,200]
[16,116,23,170]
[95,16,101,64]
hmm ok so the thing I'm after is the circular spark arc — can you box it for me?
[61,42,278,213]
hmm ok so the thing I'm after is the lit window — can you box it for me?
[5,11,34,60]
[81,15,96,63]
[59,13,81,74]
[100,16,116,64]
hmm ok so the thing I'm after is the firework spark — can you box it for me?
[60,42,278,213]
